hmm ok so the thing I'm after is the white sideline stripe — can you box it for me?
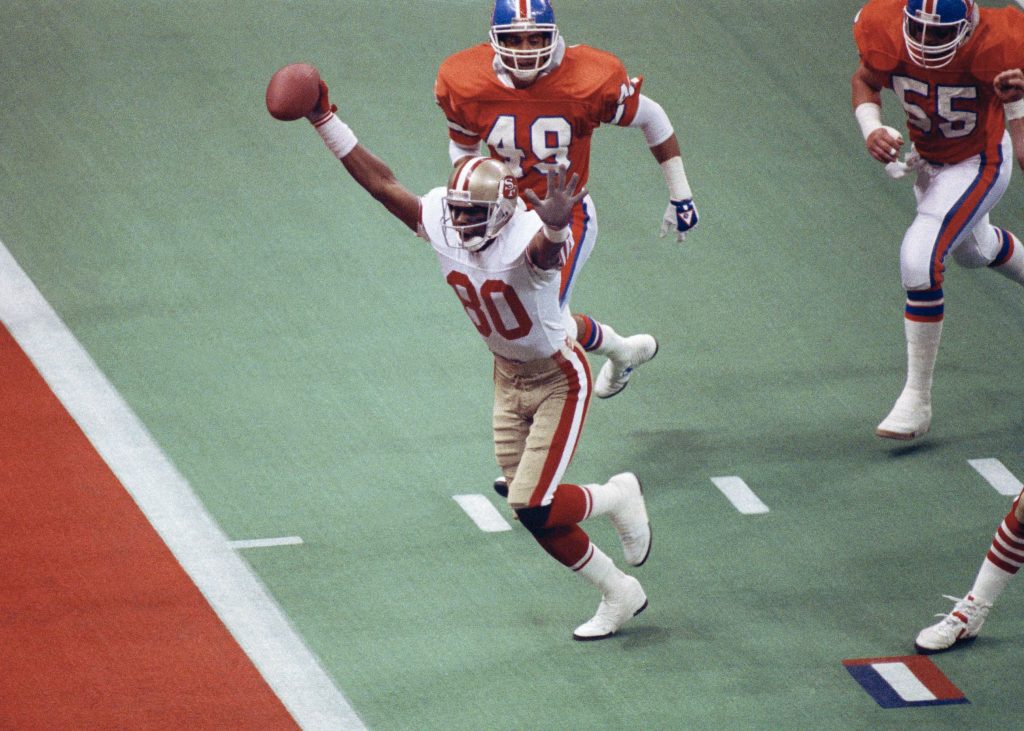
[871,662,936,702]
[710,476,769,514]
[968,458,1023,496]
[453,494,513,532]
[230,536,305,550]
[0,242,365,731]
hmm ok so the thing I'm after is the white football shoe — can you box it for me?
[572,575,648,641]
[875,390,931,440]
[914,594,991,654]
[594,335,659,399]
[605,472,651,567]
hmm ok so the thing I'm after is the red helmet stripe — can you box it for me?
[518,0,529,20]
[452,157,486,193]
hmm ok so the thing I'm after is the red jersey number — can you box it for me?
[446,271,534,340]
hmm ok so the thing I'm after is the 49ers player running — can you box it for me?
[435,0,700,401]
[293,78,653,641]
[851,0,1024,441]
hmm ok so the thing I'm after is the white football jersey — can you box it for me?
[418,187,567,362]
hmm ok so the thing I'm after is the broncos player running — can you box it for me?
[435,0,700,403]
[851,0,1024,440]
[291,78,653,641]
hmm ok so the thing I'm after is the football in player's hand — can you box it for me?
[265,63,321,121]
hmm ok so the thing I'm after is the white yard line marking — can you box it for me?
[229,536,305,550]
[872,662,936,702]
[710,476,769,514]
[453,494,513,532]
[968,458,1023,497]
[0,241,365,731]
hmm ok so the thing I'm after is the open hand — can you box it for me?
[523,166,587,230]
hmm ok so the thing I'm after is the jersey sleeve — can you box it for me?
[593,50,644,126]
[853,0,902,75]
[434,57,482,147]
[974,8,1024,81]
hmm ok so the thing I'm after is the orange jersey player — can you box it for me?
[850,0,1024,441]
[435,0,698,403]
[854,0,1024,164]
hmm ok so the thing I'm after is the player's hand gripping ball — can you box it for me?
[265,63,322,121]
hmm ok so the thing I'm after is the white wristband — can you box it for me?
[1005,99,1024,121]
[313,113,358,160]
[543,224,570,243]
[660,156,692,200]
[854,102,884,140]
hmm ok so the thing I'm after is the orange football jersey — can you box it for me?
[854,0,1024,164]
[435,43,643,198]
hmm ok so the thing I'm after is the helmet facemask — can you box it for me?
[902,0,977,69]
[489,24,559,82]
[443,158,518,252]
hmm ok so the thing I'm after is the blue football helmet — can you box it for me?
[489,0,559,82]
[903,0,977,69]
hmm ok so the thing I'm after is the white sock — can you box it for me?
[574,543,623,594]
[589,322,627,360]
[969,559,1013,605]
[993,231,1024,285]
[902,318,943,400]
[582,479,625,518]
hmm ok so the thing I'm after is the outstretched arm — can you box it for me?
[851,62,904,164]
[629,94,698,242]
[307,82,421,232]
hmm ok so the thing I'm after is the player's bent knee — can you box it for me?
[952,243,990,269]
[514,505,552,534]
[900,270,934,291]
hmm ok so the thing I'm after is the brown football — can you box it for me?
[265,63,321,121]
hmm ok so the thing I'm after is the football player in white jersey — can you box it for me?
[286,77,653,641]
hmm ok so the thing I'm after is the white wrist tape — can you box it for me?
[543,224,571,243]
[854,102,884,140]
[660,156,692,200]
[313,113,358,160]
[1005,99,1024,121]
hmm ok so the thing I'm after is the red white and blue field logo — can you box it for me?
[843,656,968,708]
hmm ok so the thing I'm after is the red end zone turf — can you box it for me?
[0,323,297,729]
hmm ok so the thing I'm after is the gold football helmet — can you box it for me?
[443,157,518,251]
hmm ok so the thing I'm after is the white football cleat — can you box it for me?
[606,472,651,567]
[875,390,931,440]
[594,335,659,399]
[914,594,991,654]
[572,575,648,641]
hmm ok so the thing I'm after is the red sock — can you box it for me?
[543,484,589,526]
[533,525,591,567]
[987,498,1024,574]
[527,485,591,566]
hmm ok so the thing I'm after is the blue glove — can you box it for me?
[660,199,699,242]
